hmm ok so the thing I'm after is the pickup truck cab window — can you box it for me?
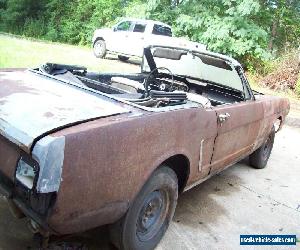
[133,22,147,33]
[116,21,132,31]
[152,24,172,37]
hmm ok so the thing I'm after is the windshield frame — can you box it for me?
[142,45,255,101]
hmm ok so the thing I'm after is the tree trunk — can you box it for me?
[268,19,277,51]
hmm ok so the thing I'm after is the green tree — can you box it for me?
[44,0,123,44]
[261,0,300,53]
[1,0,45,33]
[0,0,7,28]
[147,0,269,63]
[0,0,299,63]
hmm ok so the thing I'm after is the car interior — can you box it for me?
[36,47,252,109]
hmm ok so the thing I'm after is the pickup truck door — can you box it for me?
[126,21,147,57]
[210,100,264,174]
[108,20,134,54]
[147,24,173,49]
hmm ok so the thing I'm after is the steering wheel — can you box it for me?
[144,67,174,97]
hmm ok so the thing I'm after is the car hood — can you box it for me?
[0,69,129,153]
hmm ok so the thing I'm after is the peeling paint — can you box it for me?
[32,136,65,193]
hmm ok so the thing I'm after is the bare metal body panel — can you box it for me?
[0,70,129,152]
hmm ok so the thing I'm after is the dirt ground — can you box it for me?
[0,60,299,249]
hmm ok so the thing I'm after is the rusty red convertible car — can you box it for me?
[0,46,289,249]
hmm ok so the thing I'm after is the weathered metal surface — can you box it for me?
[32,135,65,193]
[0,67,290,236]
[47,106,217,234]
[253,95,290,149]
[0,135,20,179]
[0,70,129,153]
[210,100,264,173]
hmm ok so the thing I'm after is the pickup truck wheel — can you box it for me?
[93,39,106,58]
[118,55,129,61]
[249,127,275,169]
[110,166,178,250]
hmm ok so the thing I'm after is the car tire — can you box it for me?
[93,39,106,58]
[110,166,178,250]
[118,55,129,61]
[249,127,275,169]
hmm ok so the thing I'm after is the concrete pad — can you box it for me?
[0,126,299,249]
[158,125,300,250]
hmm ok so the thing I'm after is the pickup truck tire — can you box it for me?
[93,39,106,58]
[249,127,275,169]
[118,55,129,61]
[110,166,178,250]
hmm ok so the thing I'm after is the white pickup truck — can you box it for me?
[92,18,206,61]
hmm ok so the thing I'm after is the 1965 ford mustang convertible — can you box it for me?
[0,46,289,249]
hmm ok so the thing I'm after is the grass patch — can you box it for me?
[0,33,139,73]
[1,33,299,106]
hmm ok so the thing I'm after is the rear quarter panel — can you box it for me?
[47,106,217,234]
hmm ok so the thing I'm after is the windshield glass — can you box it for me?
[143,47,244,91]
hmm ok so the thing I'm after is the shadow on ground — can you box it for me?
[104,55,141,66]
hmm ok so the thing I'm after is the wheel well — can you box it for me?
[274,116,282,132]
[277,116,282,123]
[93,37,104,45]
[162,155,190,193]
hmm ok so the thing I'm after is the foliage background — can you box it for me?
[0,0,299,89]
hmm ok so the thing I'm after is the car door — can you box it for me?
[108,20,134,54]
[209,69,264,174]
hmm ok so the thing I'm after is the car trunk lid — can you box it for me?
[0,69,129,154]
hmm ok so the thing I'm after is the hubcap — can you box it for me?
[94,41,104,56]
[136,190,169,242]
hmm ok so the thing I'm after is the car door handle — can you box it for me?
[218,113,230,124]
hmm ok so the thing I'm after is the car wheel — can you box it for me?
[118,55,129,61]
[249,127,275,169]
[93,39,106,58]
[110,166,178,250]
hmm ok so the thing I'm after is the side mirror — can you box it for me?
[113,26,117,32]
